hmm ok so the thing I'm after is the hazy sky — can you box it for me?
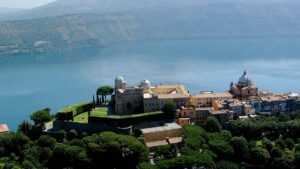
[0,0,56,9]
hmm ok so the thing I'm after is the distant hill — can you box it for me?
[0,7,22,14]
[1,0,300,55]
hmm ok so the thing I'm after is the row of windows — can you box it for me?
[197,97,232,101]
[145,103,159,106]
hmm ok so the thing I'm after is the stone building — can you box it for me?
[213,99,255,117]
[114,76,190,115]
[176,107,211,125]
[250,94,293,115]
[230,71,258,101]
[140,123,183,148]
[192,91,233,108]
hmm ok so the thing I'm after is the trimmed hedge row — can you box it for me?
[57,102,93,121]
[89,111,165,126]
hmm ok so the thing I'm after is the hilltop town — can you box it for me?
[1,70,300,169]
[32,70,298,148]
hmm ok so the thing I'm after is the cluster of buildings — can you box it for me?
[113,71,300,126]
[111,71,300,148]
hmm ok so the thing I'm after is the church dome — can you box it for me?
[140,80,151,88]
[238,71,252,84]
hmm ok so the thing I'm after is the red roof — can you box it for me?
[0,124,9,133]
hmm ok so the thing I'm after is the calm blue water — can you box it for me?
[1,38,300,130]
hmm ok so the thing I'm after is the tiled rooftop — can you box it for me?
[141,122,182,134]
[194,92,232,98]
[0,124,9,133]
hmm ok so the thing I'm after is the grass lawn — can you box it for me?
[92,111,163,119]
[73,107,163,123]
[91,107,108,117]
[73,112,89,123]
[58,102,92,113]
[73,107,108,123]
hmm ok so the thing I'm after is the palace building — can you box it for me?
[229,70,258,101]
[113,76,190,115]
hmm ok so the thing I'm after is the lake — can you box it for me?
[1,37,300,130]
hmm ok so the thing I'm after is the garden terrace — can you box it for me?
[56,102,93,120]
[73,107,108,123]
[88,111,165,126]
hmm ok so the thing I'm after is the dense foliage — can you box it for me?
[1,111,300,168]
[30,108,53,127]
[162,102,177,119]
[96,86,114,104]
[0,132,148,169]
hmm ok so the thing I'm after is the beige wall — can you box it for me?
[193,96,233,108]
[143,129,182,143]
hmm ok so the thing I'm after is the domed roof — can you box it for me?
[115,76,125,82]
[238,70,252,84]
[140,79,151,88]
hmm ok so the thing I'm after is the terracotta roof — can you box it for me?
[0,124,9,133]
[209,110,228,115]
[157,94,189,99]
[260,95,289,102]
[194,92,232,99]
[145,137,183,147]
[141,123,182,134]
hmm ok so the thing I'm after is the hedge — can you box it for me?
[57,102,93,120]
[89,111,165,126]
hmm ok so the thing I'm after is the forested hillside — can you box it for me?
[1,0,300,55]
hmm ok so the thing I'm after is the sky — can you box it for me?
[0,0,56,9]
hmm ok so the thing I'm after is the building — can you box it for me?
[213,99,255,117]
[176,107,211,125]
[140,123,183,148]
[143,84,190,113]
[192,91,233,108]
[250,94,293,115]
[114,76,190,115]
[285,92,300,111]
[230,71,258,101]
[0,124,9,134]
[209,109,233,124]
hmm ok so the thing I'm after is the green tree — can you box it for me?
[271,156,295,169]
[204,116,222,132]
[250,147,270,165]
[37,135,57,149]
[262,138,273,153]
[270,147,283,159]
[230,136,249,161]
[182,125,206,151]
[96,86,114,104]
[207,131,233,160]
[285,138,295,150]
[56,130,66,142]
[295,144,300,168]
[162,102,177,119]
[137,162,156,169]
[30,108,53,127]
[216,160,245,169]
[89,132,148,169]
